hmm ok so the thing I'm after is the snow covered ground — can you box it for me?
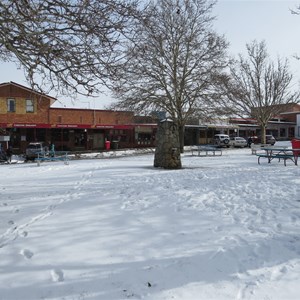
[0,141,299,300]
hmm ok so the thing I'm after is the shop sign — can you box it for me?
[135,126,153,133]
[14,123,38,128]
[95,125,114,129]
[56,124,91,129]
[13,123,51,128]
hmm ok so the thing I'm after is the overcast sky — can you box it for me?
[1,0,300,108]
[215,0,300,61]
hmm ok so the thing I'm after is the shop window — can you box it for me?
[51,129,69,142]
[74,130,86,146]
[137,133,152,145]
[26,129,35,142]
[36,129,47,141]
[288,127,294,138]
[279,128,286,138]
[9,128,20,148]
[7,98,15,112]
[26,99,34,112]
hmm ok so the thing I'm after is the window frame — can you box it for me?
[7,98,16,112]
[26,99,34,113]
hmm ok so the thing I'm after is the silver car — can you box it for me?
[266,135,276,145]
[25,142,48,161]
[230,137,247,148]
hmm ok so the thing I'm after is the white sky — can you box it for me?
[215,0,300,62]
[0,0,300,108]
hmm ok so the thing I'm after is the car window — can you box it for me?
[27,144,43,149]
[28,145,38,149]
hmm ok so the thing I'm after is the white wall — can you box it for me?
[297,114,300,138]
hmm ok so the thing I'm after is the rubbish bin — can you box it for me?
[111,141,119,150]
[292,138,300,148]
[105,140,111,150]
[292,138,300,155]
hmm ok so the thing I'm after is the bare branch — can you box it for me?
[215,40,300,143]
[111,0,228,150]
[0,0,140,96]
[290,5,300,15]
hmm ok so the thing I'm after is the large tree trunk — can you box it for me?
[178,124,185,154]
[154,120,182,169]
[260,125,267,144]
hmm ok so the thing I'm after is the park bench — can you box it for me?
[36,151,69,166]
[191,145,222,156]
[251,143,271,155]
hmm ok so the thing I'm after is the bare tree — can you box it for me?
[290,4,300,15]
[111,0,228,152]
[0,0,139,96]
[290,5,300,59]
[216,40,299,144]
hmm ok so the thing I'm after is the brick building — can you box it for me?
[0,82,156,153]
[0,81,299,153]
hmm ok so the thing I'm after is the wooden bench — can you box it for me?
[251,144,271,155]
[36,151,69,166]
[191,145,222,156]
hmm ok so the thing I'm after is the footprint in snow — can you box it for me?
[270,266,287,281]
[20,231,28,237]
[214,225,223,232]
[51,269,64,282]
[20,249,34,259]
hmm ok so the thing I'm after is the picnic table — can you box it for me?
[191,145,222,156]
[256,147,300,166]
[36,151,70,166]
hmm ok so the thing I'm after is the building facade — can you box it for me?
[0,82,156,153]
[183,110,299,145]
[0,82,299,153]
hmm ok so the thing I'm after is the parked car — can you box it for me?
[25,142,48,161]
[251,135,276,145]
[230,137,247,148]
[266,135,276,145]
[213,134,230,147]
